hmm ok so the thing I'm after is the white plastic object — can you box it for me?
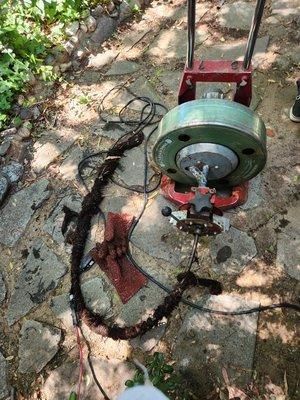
[117,385,170,400]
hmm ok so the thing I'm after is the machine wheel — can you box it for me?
[153,99,267,187]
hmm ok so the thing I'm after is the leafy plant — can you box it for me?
[125,353,189,399]
[0,0,102,129]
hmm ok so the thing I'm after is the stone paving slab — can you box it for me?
[18,320,61,374]
[131,194,191,266]
[201,36,270,68]
[42,357,134,400]
[147,3,185,21]
[1,161,24,184]
[92,121,128,141]
[0,352,10,400]
[105,60,140,75]
[117,282,166,326]
[271,0,300,19]
[210,227,257,275]
[218,1,255,30]
[148,28,210,60]
[121,28,152,51]
[7,239,67,326]
[58,146,83,181]
[277,203,300,281]
[51,277,112,329]
[129,77,166,112]
[100,192,143,220]
[32,128,80,173]
[0,179,51,247]
[173,294,259,392]
[116,145,157,188]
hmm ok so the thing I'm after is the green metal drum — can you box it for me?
[153,99,267,187]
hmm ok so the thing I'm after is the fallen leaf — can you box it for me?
[227,385,248,400]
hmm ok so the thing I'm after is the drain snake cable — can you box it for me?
[69,88,299,399]
[72,88,300,341]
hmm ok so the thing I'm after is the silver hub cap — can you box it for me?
[176,143,239,181]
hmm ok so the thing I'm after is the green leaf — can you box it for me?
[125,380,134,388]
[68,391,77,400]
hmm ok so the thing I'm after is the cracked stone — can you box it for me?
[18,320,61,374]
[277,203,300,281]
[148,28,209,60]
[0,352,10,399]
[210,227,257,275]
[0,271,6,304]
[42,358,134,400]
[173,294,259,394]
[0,176,9,204]
[1,161,24,183]
[7,239,67,325]
[250,87,262,111]
[31,128,79,173]
[218,1,255,30]
[0,179,51,247]
[43,192,81,252]
[59,147,83,181]
[51,277,112,329]
[105,60,140,75]
[201,36,269,68]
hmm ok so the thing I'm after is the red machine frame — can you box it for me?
[161,0,266,210]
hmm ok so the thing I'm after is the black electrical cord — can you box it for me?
[78,85,165,194]
[78,325,111,400]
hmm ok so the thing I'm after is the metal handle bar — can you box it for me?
[243,0,266,69]
[187,0,266,70]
